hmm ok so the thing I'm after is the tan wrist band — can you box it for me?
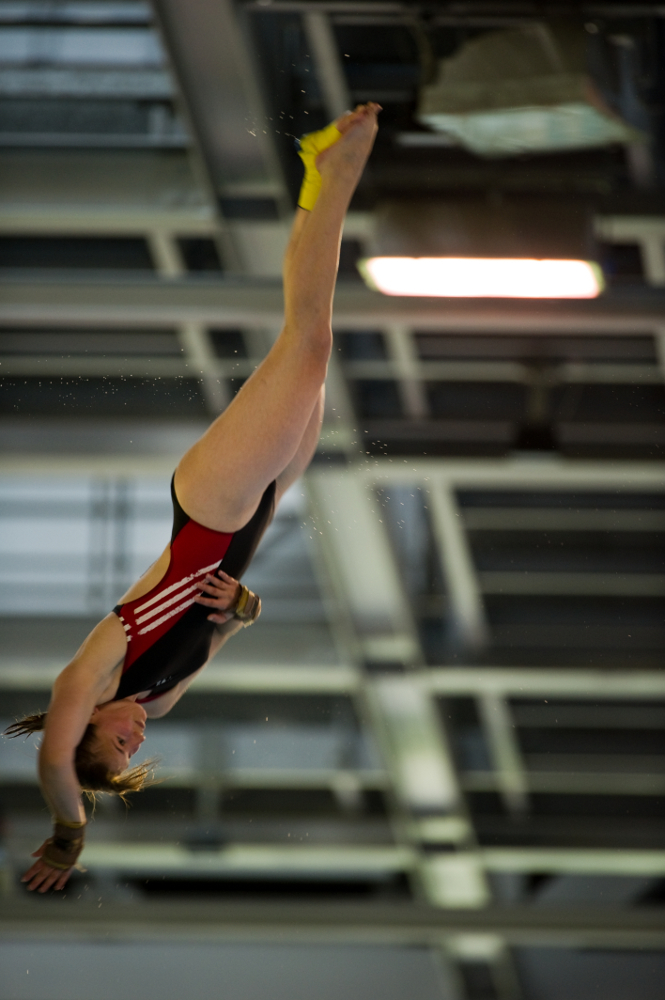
[233,585,261,626]
[42,819,86,870]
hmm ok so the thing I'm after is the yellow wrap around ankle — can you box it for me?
[297,122,342,211]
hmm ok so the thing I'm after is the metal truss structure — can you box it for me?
[1,3,665,999]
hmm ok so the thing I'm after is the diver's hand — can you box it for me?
[195,570,241,624]
[21,841,73,893]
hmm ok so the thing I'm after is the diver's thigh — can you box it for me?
[173,327,328,531]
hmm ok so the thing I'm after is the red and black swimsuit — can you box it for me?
[112,477,275,701]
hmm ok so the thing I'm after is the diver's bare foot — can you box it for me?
[316,103,381,178]
[334,103,382,137]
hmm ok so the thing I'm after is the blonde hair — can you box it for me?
[4,712,157,802]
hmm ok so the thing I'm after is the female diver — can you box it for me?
[7,102,381,893]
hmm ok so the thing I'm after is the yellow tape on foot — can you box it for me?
[297,121,342,211]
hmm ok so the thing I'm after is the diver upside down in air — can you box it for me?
[6,102,381,892]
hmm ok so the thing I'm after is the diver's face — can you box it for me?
[90,699,147,772]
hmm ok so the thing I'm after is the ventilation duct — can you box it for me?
[416,22,646,157]
[360,198,604,299]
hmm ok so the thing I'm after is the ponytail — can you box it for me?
[4,712,46,738]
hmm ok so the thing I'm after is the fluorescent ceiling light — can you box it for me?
[359,257,604,299]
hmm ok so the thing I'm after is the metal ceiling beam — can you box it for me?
[384,323,429,418]
[0,132,189,149]
[462,508,665,532]
[0,207,215,233]
[596,216,665,287]
[178,320,231,413]
[242,2,665,16]
[4,344,661,387]
[512,704,665,728]
[463,771,665,796]
[307,470,421,665]
[477,694,529,818]
[0,151,215,229]
[305,472,484,908]
[283,529,482,907]
[2,661,664,700]
[153,0,290,211]
[0,455,188,477]
[191,664,361,693]
[368,678,461,815]
[0,662,361,696]
[3,277,665,330]
[0,358,195,377]
[68,842,414,878]
[425,668,665,699]
[478,572,665,597]
[0,67,173,97]
[147,230,186,276]
[360,458,665,490]
[343,359,663,385]
[482,848,665,876]
[427,482,489,652]
[0,3,153,25]
[0,769,382,792]
[303,10,352,120]
[2,899,664,948]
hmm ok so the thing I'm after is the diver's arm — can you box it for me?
[21,672,100,893]
[38,615,126,816]
[23,616,126,892]
[23,673,96,891]
[38,671,96,823]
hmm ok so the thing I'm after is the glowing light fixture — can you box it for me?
[362,199,604,299]
[360,257,603,299]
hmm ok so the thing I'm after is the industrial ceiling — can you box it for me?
[0,3,664,1000]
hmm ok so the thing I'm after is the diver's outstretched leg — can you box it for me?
[174,103,380,531]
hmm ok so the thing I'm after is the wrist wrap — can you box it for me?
[233,584,261,626]
[42,819,86,871]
